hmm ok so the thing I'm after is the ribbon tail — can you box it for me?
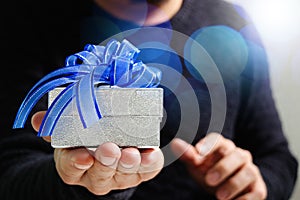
[26,65,92,98]
[38,83,76,137]
[13,77,77,129]
[76,69,102,129]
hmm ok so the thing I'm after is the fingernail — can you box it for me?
[217,189,230,200]
[73,163,92,170]
[120,161,134,169]
[197,133,220,156]
[199,144,210,155]
[207,171,220,184]
[197,154,205,162]
[99,155,117,166]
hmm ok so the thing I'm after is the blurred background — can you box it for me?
[227,0,300,199]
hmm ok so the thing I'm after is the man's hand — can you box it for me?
[32,111,164,195]
[171,133,267,200]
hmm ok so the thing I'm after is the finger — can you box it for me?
[31,111,46,132]
[93,142,121,168]
[236,185,267,200]
[111,148,142,189]
[31,111,51,142]
[215,164,257,200]
[235,169,267,200]
[138,148,164,180]
[117,147,141,173]
[205,148,252,186]
[139,148,156,166]
[81,142,121,194]
[42,136,51,143]
[55,148,94,185]
[170,138,202,166]
[235,192,263,200]
[193,133,235,173]
[195,132,235,157]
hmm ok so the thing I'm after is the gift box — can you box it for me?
[49,87,163,148]
[13,38,163,148]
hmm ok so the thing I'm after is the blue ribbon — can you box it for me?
[13,39,162,137]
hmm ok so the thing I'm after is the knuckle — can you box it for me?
[218,139,236,156]
[140,162,163,174]
[227,177,240,190]
[243,149,253,161]
[139,171,158,181]
[242,165,257,183]
[252,164,261,175]
[87,170,113,184]
[216,163,230,175]
[244,164,254,175]
[88,184,110,195]
[245,163,261,181]
[113,173,140,189]
[60,175,77,185]
[113,174,127,188]
[255,190,265,199]
[226,140,235,149]
[98,163,117,173]
[218,141,231,154]
[257,189,267,199]
[237,148,252,162]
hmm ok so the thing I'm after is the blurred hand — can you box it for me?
[171,133,267,200]
[32,111,164,195]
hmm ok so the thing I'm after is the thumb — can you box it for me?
[31,111,51,142]
[170,138,203,166]
[31,111,46,131]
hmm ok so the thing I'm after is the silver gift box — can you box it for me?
[48,87,163,148]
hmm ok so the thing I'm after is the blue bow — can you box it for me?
[13,39,162,137]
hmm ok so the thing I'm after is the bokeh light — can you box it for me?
[137,42,183,96]
[184,25,248,83]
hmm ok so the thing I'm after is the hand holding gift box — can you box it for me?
[13,39,163,148]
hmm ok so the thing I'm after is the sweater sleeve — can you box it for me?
[0,130,135,200]
[234,22,298,199]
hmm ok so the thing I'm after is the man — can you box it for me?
[0,0,297,199]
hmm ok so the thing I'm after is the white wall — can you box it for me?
[226,0,300,199]
[267,38,300,200]
[270,47,300,200]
